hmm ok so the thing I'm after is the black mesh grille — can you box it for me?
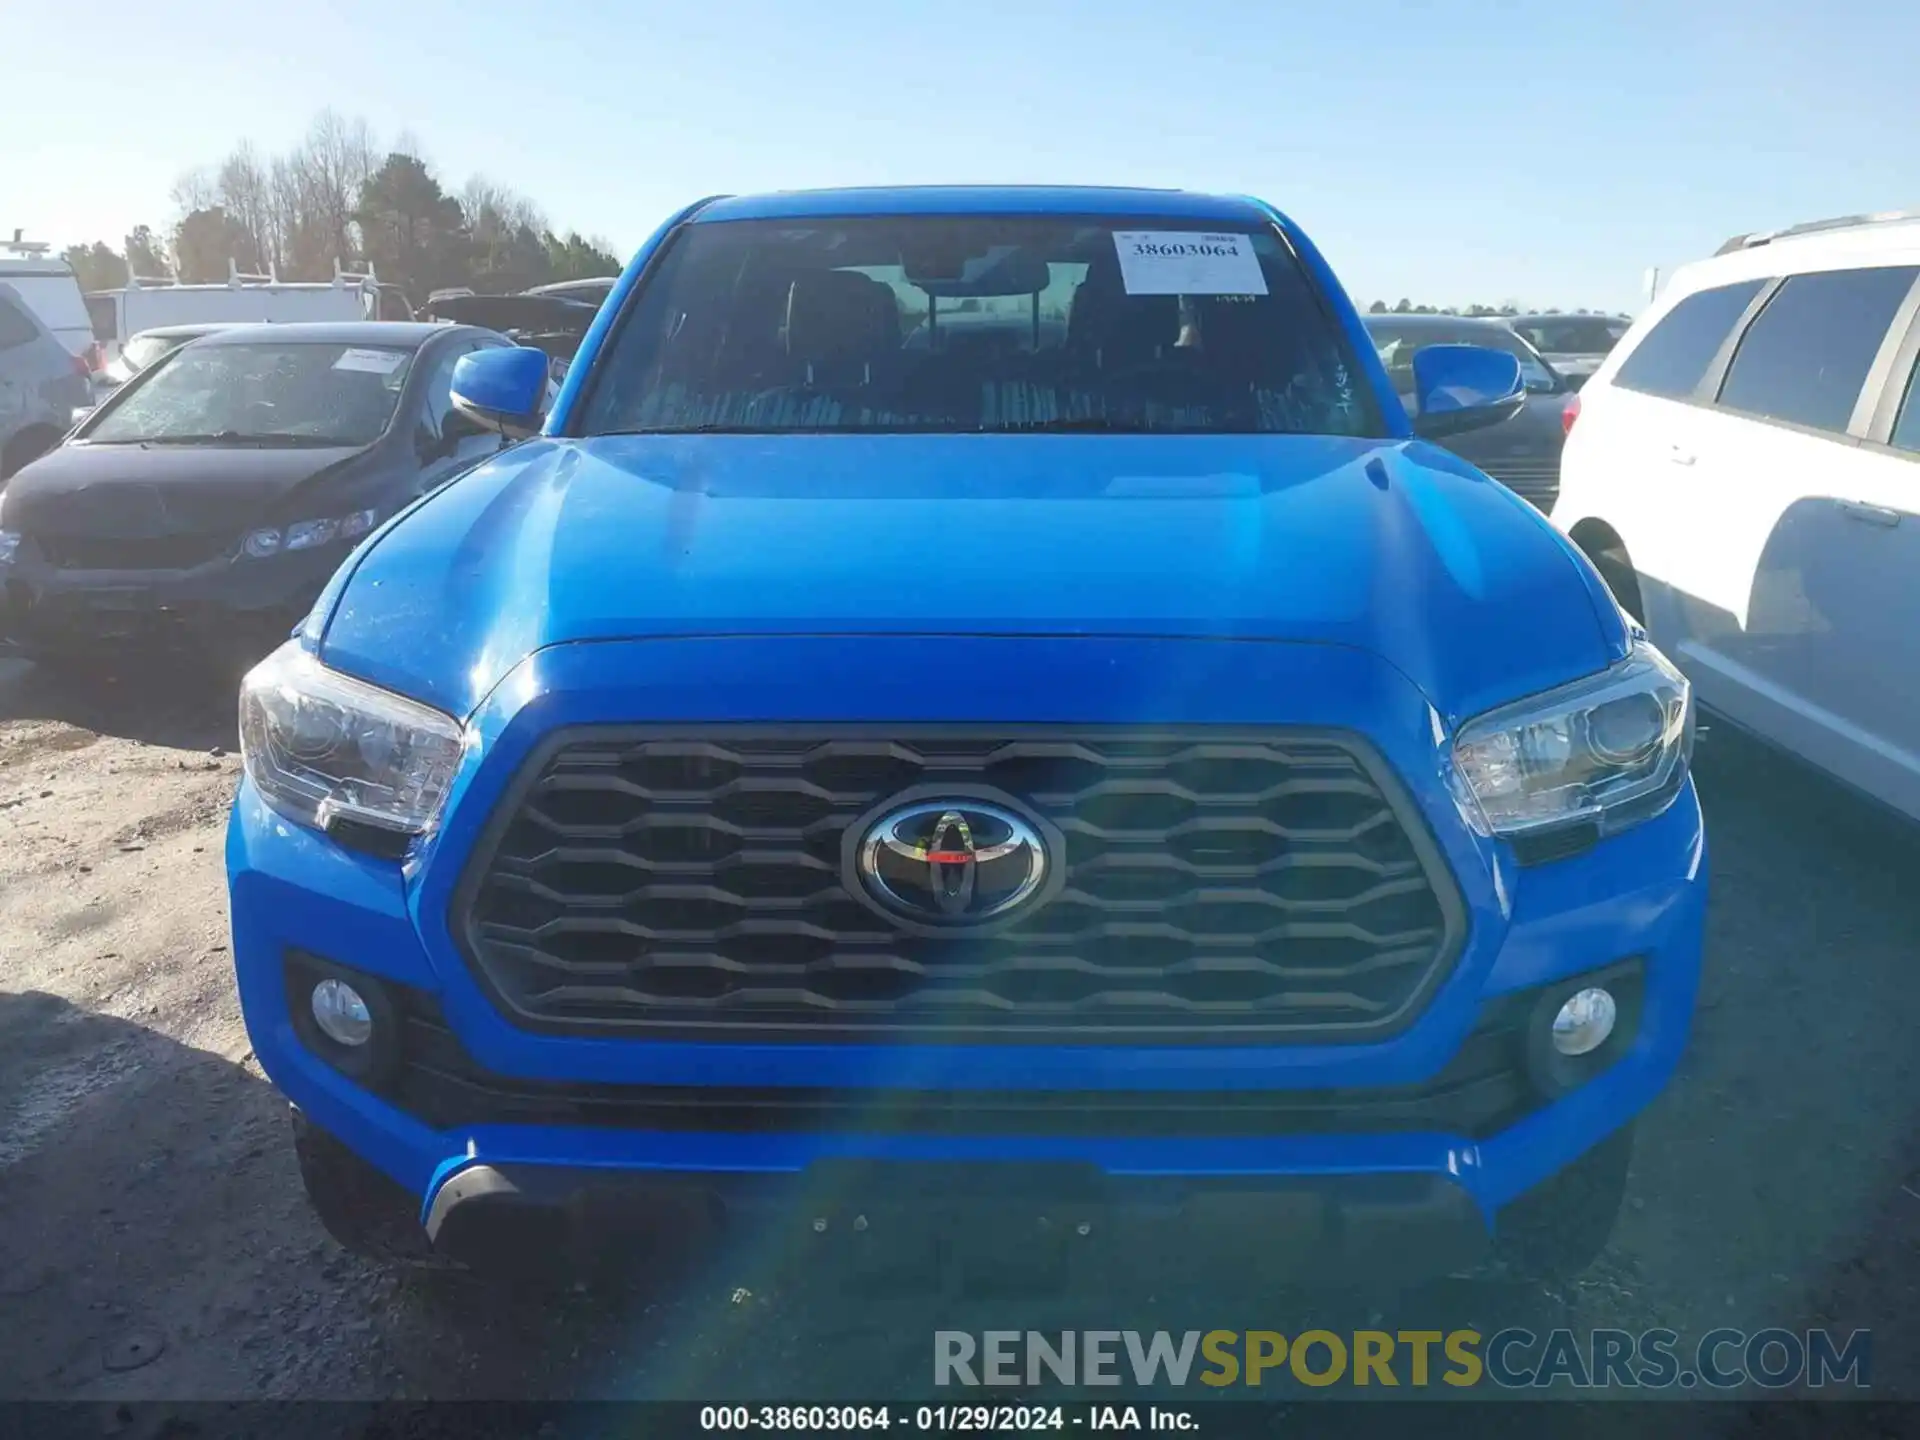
[456,729,1464,1042]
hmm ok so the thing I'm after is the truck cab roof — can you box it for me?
[690,185,1274,224]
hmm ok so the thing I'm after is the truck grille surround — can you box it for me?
[454,729,1466,1043]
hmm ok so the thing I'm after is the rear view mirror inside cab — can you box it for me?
[905,246,1053,298]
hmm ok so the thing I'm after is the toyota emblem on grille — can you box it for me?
[853,799,1050,927]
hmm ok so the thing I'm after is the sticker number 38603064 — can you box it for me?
[1111,231,1269,297]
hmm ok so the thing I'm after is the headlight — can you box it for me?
[0,531,18,566]
[243,508,379,559]
[238,641,464,841]
[1451,638,1692,838]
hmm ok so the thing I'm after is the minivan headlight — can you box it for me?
[238,641,464,840]
[1450,638,1692,838]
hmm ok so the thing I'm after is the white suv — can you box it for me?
[1555,211,1920,822]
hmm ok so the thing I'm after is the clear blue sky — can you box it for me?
[6,0,1915,314]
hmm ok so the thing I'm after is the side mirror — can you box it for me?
[450,346,551,441]
[1409,345,1527,440]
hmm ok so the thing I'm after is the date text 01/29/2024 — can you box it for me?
[698,1405,1195,1431]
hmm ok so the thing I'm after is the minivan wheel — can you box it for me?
[1490,1123,1634,1282]
[290,1109,449,1267]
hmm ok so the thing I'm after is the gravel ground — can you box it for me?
[0,655,1914,1407]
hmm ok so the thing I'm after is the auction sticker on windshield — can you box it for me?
[332,348,408,374]
[1113,231,1268,296]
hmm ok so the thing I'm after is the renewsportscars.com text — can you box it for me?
[933,1328,1871,1390]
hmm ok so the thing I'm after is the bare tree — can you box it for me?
[461,176,547,236]
[170,167,218,216]
[271,110,380,279]
[215,145,278,274]
[460,176,552,291]
[156,109,623,297]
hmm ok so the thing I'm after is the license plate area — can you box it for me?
[81,588,152,612]
[789,1160,1105,1294]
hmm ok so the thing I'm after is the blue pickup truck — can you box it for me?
[227,186,1704,1290]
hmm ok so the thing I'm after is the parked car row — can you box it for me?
[10,198,1913,857]
[1,236,428,477]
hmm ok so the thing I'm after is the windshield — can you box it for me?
[575,216,1380,436]
[85,340,414,445]
[1369,323,1563,394]
[1511,316,1626,354]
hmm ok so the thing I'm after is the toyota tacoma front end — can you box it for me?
[227,187,1705,1290]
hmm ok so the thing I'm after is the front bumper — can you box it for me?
[422,1157,1494,1286]
[227,635,1707,1277]
[0,541,346,652]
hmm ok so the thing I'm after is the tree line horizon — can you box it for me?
[56,110,622,306]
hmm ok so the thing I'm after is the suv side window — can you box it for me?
[1892,359,1920,455]
[1613,279,1767,399]
[1717,265,1920,435]
[0,295,39,352]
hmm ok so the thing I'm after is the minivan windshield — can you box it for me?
[85,340,415,446]
[575,216,1382,436]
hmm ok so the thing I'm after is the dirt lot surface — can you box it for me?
[0,654,1915,1412]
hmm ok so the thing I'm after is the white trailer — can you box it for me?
[84,259,414,362]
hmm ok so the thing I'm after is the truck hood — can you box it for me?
[318,433,1619,722]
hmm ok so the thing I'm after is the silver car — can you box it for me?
[90,322,237,402]
[0,283,92,480]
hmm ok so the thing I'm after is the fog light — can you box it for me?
[311,978,373,1047]
[1551,987,1617,1057]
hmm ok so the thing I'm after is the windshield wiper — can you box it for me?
[130,432,346,448]
[594,425,769,436]
[592,419,1161,437]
